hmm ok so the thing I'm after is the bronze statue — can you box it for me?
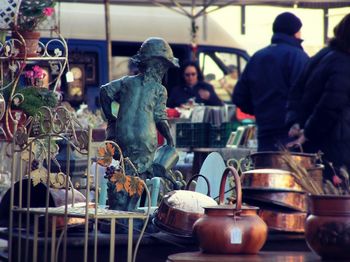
[100,37,178,176]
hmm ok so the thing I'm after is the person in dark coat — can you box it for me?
[167,61,223,108]
[287,14,350,172]
[286,46,332,134]
[285,46,332,153]
[232,12,309,151]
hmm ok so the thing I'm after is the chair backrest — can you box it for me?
[145,177,161,207]
[195,152,230,200]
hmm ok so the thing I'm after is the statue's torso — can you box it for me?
[112,75,167,172]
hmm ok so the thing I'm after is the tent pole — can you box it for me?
[323,8,329,44]
[241,5,246,35]
[104,0,112,81]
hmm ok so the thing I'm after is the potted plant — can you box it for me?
[97,143,145,211]
[12,0,56,57]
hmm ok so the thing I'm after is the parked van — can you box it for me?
[52,3,249,109]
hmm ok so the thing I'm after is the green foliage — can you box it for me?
[15,87,58,116]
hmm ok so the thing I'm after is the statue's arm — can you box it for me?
[100,79,124,140]
[154,86,174,147]
[100,80,122,122]
[156,120,174,147]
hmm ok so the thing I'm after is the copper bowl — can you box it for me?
[305,195,350,259]
[154,190,217,237]
[243,190,307,212]
[258,209,306,233]
[241,169,303,192]
[249,151,319,170]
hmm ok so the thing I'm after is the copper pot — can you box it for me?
[193,167,268,254]
[241,169,303,192]
[258,209,306,233]
[243,190,306,212]
[305,195,350,259]
[154,175,216,237]
[249,151,319,170]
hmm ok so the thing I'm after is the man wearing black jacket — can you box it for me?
[232,12,309,151]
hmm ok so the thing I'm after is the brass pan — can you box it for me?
[241,169,303,192]
[249,151,319,170]
[243,189,307,212]
[258,209,306,233]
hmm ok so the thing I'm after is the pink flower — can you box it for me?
[332,175,342,186]
[43,7,55,17]
[25,70,34,78]
[33,65,46,79]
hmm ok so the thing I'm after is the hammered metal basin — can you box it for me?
[243,190,307,212]
[249,151,319,170]
[258,209,306,233]
[241,169,303,192]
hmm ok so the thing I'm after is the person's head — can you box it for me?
[181,61,203,87]
[332,13,350,52]
[131,37,179,72]
[227,65,238,79]
[273,12,302,39]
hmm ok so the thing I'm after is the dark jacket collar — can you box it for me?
[271,33,304,49]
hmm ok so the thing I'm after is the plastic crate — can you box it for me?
[176,123,209,148]
[208,122,238,148]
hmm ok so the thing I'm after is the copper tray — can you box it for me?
[258,209,306,233]
[241,169,303,192]
[243,190,306,212]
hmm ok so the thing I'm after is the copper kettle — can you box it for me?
[192,166,268,254]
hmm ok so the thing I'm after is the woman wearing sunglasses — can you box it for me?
[167,61,223,108]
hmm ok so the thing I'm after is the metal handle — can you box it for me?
[293,143,304,153]
[219,166,242,212]
[185,174,211,196]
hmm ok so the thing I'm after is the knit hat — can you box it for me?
[273,12,302,36]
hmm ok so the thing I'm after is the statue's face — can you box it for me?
[145,57,170,71]
[184,65,198,87]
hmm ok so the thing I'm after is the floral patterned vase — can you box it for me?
[305,195,350,259]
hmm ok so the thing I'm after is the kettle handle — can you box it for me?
[219,166,242,211]
[185,174,211,196]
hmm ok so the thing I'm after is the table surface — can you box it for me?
[177,147,253,160]
[167,251,322,262]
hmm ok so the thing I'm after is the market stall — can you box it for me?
[1,1,350,262]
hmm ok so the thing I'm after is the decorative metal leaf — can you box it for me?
[4,45,11,57]
[31,167,48,187]
[54,48,62,57]
[8,63,18,73]
[49,172,66,189]
[21,148,34,162]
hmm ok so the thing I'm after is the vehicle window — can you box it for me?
[214,52,239,73]
[199,51,246,103]
[240,56,247,73]
[199,53,224,82]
